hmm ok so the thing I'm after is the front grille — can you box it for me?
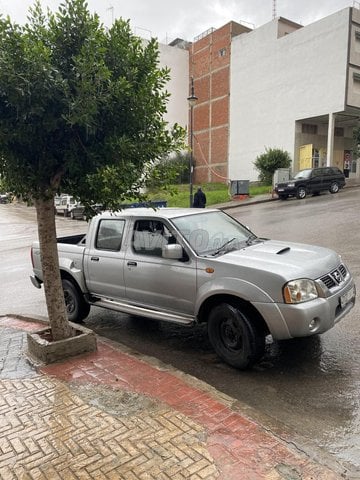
[321,274,336,289]
[319,264,347,290]
[339,264,347,277]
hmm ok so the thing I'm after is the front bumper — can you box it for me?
[254,278,356,340]
[275,186,297,196]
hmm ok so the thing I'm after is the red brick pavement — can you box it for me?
[3,316,343,479]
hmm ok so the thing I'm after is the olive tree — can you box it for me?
[253,147,292,185]
[0,0,185,340]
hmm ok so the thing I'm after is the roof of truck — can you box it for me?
[97,207,219,220]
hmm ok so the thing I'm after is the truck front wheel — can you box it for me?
[208,303,264,369]
[62,279,90,323]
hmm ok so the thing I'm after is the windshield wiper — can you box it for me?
[210,237,237,256]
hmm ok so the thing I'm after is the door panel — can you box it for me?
[299,144,313,170]
[84,219,126,299]
[308,168,323,192]
[124,219,197,315]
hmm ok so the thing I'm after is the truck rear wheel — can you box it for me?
[208,303,264,369]
[62,279,90,323]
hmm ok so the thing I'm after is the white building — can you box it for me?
[158,42,189,130]
[159,6,360,183]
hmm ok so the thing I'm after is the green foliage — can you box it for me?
[0,0,186,210]
[148,182,271,208]
[0,173,7,193]
[353,127,360,159]
[253,148,292,185]
[149,183,229,207]
[146,151,190,191]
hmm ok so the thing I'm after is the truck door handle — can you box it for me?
[127,261,137,267]
[91,256,99,262]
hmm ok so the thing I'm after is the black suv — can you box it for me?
[275,167,346,200]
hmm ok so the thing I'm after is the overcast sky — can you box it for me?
[0,0,356,43]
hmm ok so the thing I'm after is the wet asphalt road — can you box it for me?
[0,191,359,477]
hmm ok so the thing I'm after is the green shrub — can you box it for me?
[254,148,292,185]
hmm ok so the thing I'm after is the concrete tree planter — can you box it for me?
[27,322,97,364]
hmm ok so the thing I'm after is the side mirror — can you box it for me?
[162,244,183,260]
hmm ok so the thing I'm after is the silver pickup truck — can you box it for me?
[31,208,356,369]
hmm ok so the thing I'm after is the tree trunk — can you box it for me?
[34,197,73,341]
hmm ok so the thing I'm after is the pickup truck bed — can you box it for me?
[57,234,86,245]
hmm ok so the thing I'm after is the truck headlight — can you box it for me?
[283,279,318,304]
[287,182,295,187]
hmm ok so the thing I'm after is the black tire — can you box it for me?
[329,182,339,194]
[207,303,265,369]
[62,279,90,323]
[296,186,307,199]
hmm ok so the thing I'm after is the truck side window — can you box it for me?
[96,219,125,251]
[132,220,175,256]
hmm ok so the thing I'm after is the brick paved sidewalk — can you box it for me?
[0,316,343,480]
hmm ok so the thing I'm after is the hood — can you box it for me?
[276,178,299,187]
[216,239,340,280]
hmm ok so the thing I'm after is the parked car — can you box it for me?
[31,208,355,369]
[69,204,86,220]
[274,167,346,200]
[55,194,80,217]
[0,193,10,204]
[70,203,105,220]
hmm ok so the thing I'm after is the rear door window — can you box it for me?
[96,219,125,251]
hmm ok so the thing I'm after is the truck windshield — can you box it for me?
[171,210,256,256]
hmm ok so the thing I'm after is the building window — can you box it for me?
[219,48,227,57]
[302,123,318,135]
[334,127,344,137]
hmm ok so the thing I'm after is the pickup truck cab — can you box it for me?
[31,208,356,369]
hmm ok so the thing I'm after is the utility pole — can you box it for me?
[187,77,198,208]
[272,0,277,19]
[107,5,114,24]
